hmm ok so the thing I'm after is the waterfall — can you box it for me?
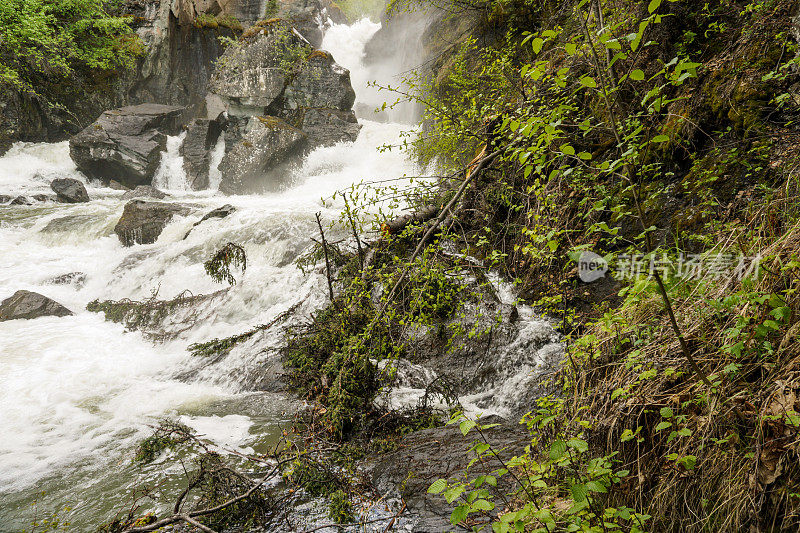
[0,18,419,530]
[0,17,558,531]
[151,132,188,191]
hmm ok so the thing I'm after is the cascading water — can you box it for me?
[0,19,418,530]
[0,15,560,531]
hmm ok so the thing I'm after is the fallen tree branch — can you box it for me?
[380,204,439,236]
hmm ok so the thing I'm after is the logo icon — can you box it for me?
[578,251,608,283]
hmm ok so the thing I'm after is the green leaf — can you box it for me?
[659,407,673,418]
[560,144,576,156]
[549,440,567,461]
[565,42,577,55]
[451,504,469,525]
[586,480,608,493]
[460,419,477,436]
[472,499,494,511]
[651,134,670,143]
[655,421,672,432]
[531,37,544,54]
[630,69,645,81]
[428,478,447,494]
[444,485,465,504]
[567,437,588,453]
[580,76,597,88]
[570,483,588,502]
[648,0,662,13]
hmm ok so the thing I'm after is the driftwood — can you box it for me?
[380,204,440,237]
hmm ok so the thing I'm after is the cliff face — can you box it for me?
[0,0,344,155]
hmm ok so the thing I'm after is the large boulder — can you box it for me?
[209,23,360,193]
[0,290,73,321]
[69,104,186,189]
[114,199,191,246]
[299,107,360,148]
[218,116,307,193]
[50,178,89,203]
[208,20,303,116]
[181,116,226,190]
[284,50,356,111]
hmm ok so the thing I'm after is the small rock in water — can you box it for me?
[183,204,236,239]
[45,272,87,288]
[0,290,73,321]
[31,194,54,202]
[114,199,191,246]
[121,185,169,200]
[108,180,130,191]
[10,196,31,205]
[0,194,13,204]
[50,178,90,203]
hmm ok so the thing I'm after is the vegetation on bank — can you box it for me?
[0,0,139,97]
[279,0,800,530]
[39,0,800,530]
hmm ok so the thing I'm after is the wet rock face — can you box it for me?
[218,116,307,193]
[209,23,360,193]
[50,178,89,203]
[284,50,356,111]
[114,199,191,246]
[181,116,226,190]
[362,416,528,530]
[0,290,73,321]
[300,107,361,148]
[69,104,185,189]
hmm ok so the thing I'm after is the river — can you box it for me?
[0,18,418,531]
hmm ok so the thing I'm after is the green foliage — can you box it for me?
[327,489,354,523]
[134,421,191,463]
[284,456,341,496]
[0,0,138,96]
[335,0,385,20]
[204,242,247,285]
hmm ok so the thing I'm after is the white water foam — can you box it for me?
[0,17,424,529]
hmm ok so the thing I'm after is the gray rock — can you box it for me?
[10,196,31,205]
[0,194,12,204]
[31,194,54,202]
[209,21,303,115]
[181,116,225,190]
[50,178,89,203]
[183,204,237,239]
[0,290,73,321]
[218,116,307,193]
[45,272,87,288]
[362,416,528,530]
[284,50,356,112]
[114,199,191,246]
[69,104,186,189]
[209,23,360,192]
[108,180,130,191]
[300,107,361,148]
[121,185,169,200]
